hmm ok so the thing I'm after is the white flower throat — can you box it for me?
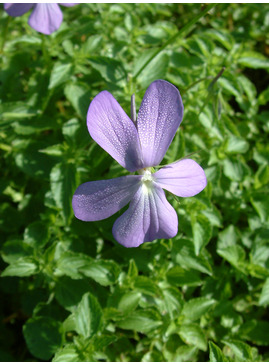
[139,168,155,193]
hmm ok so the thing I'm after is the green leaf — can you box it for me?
[254,164,269,189]
[23,317,62,360]
[1,257,38,277]
[217,225,238,249]
[39,144,63,156]
[182,297,216,322]
[224,135,249,154]
[237,51,269,69]
[56,252,92,279]
[217,245,246,268]
[258,86,269,106]
[250,194,269,223]
[93,334,118,351]
[7,35,42,46]
[88,56,126,83]
[172,238,212,275]
[117,291,141,314]
[192,214,212,255]
[50,162,78,224]
[239,319,269,346]
[0,101,39,122]
[53,344,80,362]
[80,259,120,286]
[15,141,55,179]
[209,341,227,362]
[133,48,158,77]
[49,62,74,89]
[1,240,32,264]
[24,221,49,248]
[80,35,103,54]
[137,51,169,88]
[162,286,184,319]
[223,158,248,182]
[259,278,269,306]
[222,339,254,361]
[117,309,162,333]
[74,293,102,339]
[54,277,90,312]
[179,324,207,351]
[62,118,88,148]
[12,116,56,135]
[64,83,91,119]
[127,259,138,279]
[166,266,202,287]
[134,276,160,296]
[108,289,141,314]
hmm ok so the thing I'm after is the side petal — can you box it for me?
[112,185,178,248]
[87,91,143,172]
[28,4,63,35]
[137,79,183,167]
[72,175,141,221]
[4,3,34,17]
[154,159,207,197]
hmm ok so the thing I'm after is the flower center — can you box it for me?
[139,168,155,192]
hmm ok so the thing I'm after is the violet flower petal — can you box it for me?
[28,3,63,35]
[137,80,183,168]
[154,159,207,197]
[72,175,141,221]
[87,91,144,172]
[112,185,178,247]
[4,3,34,17]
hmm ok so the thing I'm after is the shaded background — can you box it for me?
[0,3,269,361]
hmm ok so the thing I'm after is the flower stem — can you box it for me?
[133,4,216,80]
[0,16,10,56]
[131,94,137,125]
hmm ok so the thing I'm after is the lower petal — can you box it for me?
[154,159,207,197]
[28,4,63,35]
[72,175,141,221]
[112,185,178,248]
[4,3,34,17]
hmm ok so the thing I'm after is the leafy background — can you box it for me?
[1,3,269,362]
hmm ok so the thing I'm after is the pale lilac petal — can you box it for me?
[28,4,63,35]
[137,80,183,168]
[4,3,34,17]
[87,91,143,172]
[60,3,78,6]
[112,185,178,248]
[72,175,141,221]
[154,159,207,197]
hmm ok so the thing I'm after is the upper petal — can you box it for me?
[28,4,63,35]
[72,175,141,221]
[137,80,183,168]
[4,3,34,17]
[87,91,143,172]
[154,159,207,197]
[112,184,178,248]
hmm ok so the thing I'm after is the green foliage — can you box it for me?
[1,3,269,361]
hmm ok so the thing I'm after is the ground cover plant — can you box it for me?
[0,3,269,362]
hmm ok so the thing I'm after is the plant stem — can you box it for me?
[0,16,10,56]
[131,94,137,125]
[133,4,216,80]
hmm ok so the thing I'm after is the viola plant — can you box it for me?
[72,80,207,247]
[4,3,77,34]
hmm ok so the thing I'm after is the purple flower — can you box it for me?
[72,80,207,248]
[4,3,77,35]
